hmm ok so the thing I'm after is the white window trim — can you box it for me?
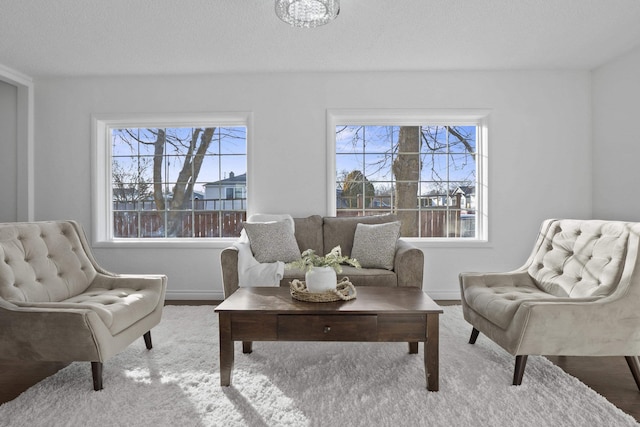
[91,112,253,248]
[326,108,490,246]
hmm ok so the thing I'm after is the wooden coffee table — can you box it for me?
[214,286,443,391]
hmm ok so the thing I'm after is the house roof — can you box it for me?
[1,1,639,77]
[205,173,246,186]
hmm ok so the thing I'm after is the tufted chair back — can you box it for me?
[527,219,629,298]
[0,221,98,303]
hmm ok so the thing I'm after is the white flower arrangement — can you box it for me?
[286,245,361,273]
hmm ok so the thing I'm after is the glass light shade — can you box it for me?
[275,0,340,28]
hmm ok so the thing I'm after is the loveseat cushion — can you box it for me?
[322,214,398,257]
[294,215,324,254]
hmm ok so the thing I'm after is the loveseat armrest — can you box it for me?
[394,239,424,288]
[220,246,240,298]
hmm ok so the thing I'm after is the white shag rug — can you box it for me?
[1,305,637,427]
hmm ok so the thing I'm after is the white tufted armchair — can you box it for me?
[0,220,167,390]
[460,218,640,387]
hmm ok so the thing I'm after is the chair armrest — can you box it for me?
[394,239,424,288]
[459,270,535,289]
[0,301,104,361]
[513,298,640,355]
[90,273,167,293]
[220,246,240,298]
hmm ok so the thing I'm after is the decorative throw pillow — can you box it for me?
[350,221,401,270]
[243,221,301,263]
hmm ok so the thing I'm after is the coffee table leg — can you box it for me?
[408,342,418,354]
[219,312,234,386]
[425,313,439,391]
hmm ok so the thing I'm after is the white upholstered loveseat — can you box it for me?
[460,218,640,388]
[0,221,167,390]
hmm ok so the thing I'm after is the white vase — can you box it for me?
[305,267,337,293]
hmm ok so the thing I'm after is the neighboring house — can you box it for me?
[418,186,476,212]
[336,186,475,212]
[451,185,476,212]
[203,172,247,211]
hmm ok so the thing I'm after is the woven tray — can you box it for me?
[290,277,357,302]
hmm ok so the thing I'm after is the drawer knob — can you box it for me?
[324,326,331,333]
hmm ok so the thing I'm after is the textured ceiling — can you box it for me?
[1,0,640,77]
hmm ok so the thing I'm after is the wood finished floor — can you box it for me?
[1,300,639,423]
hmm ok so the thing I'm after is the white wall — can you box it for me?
[33,71,592,299]
[592,45,640,221]
[0,80,18,221]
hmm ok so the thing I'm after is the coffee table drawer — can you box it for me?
[278,314,377,341]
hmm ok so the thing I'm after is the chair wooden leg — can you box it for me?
[143,331,152,349]
[469,327,480,344]
[242,341,253,354]
[513,355,528,385]
[625,356,640,391]
[91,362,103,391]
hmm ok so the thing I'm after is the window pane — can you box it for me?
[110,124,247,239]
[336,123,481,238]
[336,125,365,153]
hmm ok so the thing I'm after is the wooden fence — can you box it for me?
[337,208,468,238]
[114,208,472,238]
[113,211,246,238]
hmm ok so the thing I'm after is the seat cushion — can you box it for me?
[12,283,161,336]
[463,282,558,330]
[63,284,162,335]
[460,271,560,330]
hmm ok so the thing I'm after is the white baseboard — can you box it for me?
[165,289,224,301]
[165,288,460,302]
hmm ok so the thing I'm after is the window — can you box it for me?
[92,113,250,243]
[328,110,488,240]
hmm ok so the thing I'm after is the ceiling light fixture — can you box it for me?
[275,0,340,28]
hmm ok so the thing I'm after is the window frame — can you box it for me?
[91,112,252,248]
[326,109,489,245]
